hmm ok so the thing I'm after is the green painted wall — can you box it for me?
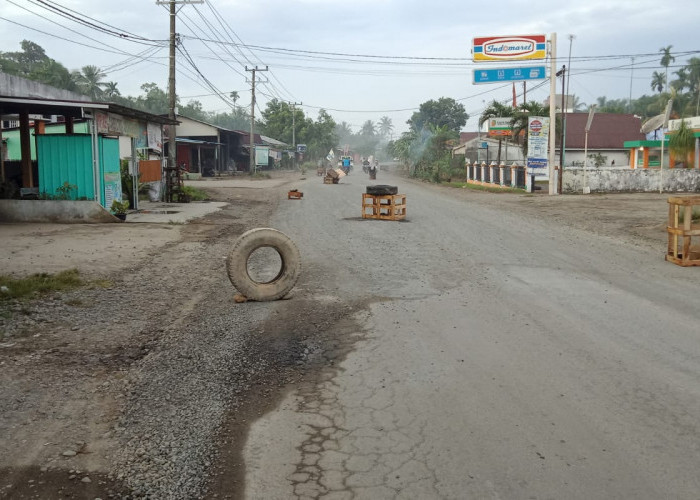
[37,134,95,200]
[2,122,89,160]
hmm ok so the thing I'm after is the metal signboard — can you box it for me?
[472,35,546,62]
[255,145,270,166]
[488,117,513,137]
[473,66,546,84]
[296,143,307,153]
[527,116,549,175]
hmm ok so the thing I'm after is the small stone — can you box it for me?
[62,450,77,457]
[68,475,76,480]
[81,476,92,483]
[71,326,80,331]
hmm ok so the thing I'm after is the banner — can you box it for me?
[526,116,549,175]
[326,148,335,161]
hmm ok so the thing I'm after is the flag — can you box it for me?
[326,148,335,161]
[512,82,517,108]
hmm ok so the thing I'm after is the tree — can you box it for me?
[103,81,121,99]
[378,116,393,139]
[360,120,376,137]
[510,101,550,157]
[478,100,514,164]
[651,71,666,93]
[408,97,468,133]
[334,122,353,145]
[669,119,695,167]
[75,65,106,100]
[660,45,675,88]
[137,82,171,114]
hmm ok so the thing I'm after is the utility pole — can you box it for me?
[548,32,557,195]
[629,56,635,113]
[156,0,202,202]
[558,65,566,177]
[291,101,302,170]
[245,66,268,174]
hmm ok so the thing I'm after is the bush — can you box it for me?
[180,185,209,201]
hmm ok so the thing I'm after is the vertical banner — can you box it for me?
[527,116,549,176]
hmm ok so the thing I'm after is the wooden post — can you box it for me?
[19,110,33,187]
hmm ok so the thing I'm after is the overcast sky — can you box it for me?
[1,0,698,135]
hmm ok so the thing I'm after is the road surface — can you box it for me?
[242,170,700,499]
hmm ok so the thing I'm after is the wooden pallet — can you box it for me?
[288,190,303,199]
[666,195,700,266]
[362,193,406,221]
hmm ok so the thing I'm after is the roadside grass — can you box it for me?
[446,181,525,194]
[251,171,271,180]
[0,269,83,302]
[0,269,112,303]
[180,185,209,201]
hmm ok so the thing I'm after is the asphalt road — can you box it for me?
[242,170,700,499]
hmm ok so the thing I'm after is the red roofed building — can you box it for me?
[559,113,645,167]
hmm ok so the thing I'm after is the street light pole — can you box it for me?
[582,104,596,194]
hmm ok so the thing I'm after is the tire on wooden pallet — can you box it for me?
[366,185,398,196]
[226,228,301,301]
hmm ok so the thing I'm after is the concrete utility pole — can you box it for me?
[291,101,301,169]
[245,66,268,174]
[548,32,558,195]
[156,0,202,202]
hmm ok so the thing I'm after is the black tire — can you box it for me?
[226,228,301,301]
[366,185,398,196]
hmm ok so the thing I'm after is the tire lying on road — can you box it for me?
[366,185,398,196]
[226,228,301,301]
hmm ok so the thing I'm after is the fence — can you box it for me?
[562,167,700,193]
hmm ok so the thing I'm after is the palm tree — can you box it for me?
[660,45,675,89]
[510,102,550,157]
[378,116,393,139]
[75,65,106,100]
[478,100,513,164]
[361,120,376,137]
[230,90,239,110]
[103,81,120,99]
[570,95,586,112]
[651,71,666,93]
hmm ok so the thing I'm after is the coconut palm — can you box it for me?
[378,116,393,139]
[75,65,106,100]
[361,120,376,137]
[651,71,666,93]
[478,100,514,164]
[510,101,550,157]
[103,81,120,99]
[659,45,675,89]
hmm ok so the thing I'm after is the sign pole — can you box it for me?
[548,32,558,195]
[659,99,673,193]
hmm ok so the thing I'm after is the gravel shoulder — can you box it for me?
[0,169,687,498]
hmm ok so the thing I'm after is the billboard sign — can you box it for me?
[473,35,546,62]
[488,117,513,137]
[473,66,546,84]
[296,143,307,153]
[527,116,549,175]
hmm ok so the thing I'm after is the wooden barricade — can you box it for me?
[362,193,406,221]
[666,195,700,266]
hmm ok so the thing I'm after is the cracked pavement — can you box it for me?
[242,171,700,499]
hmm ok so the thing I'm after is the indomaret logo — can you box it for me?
[484,38,535,58]
[473,34,546,62]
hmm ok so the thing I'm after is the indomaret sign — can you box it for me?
[472,35,546,62]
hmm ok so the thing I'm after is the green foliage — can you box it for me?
[110,199,130,214]
[408,97,468,133]
[55,181,78,200]
[669,119,695,167]
[180,185,209,201]
[587,152,608,168]
[0,269,83,302]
